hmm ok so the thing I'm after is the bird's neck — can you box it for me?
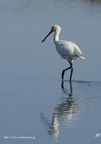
[53,30,60,44]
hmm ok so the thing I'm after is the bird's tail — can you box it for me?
[80,55,85,59]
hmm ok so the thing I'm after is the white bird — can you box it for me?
[41,25,85,81]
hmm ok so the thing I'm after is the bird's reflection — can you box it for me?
[40,81,81,138]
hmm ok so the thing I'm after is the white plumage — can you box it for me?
[42,25,85,81]
[55,40,85,60]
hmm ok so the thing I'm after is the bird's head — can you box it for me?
[41,25,61,43]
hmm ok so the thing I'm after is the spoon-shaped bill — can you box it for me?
[41,28,53,43]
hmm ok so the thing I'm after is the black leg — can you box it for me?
[61,60,73,81]
[62,66,71,80]
[69,67,73,81]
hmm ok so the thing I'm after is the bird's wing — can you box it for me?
[56,40,83,57]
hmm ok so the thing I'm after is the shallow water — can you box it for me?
[0,77,101,144]
[0,0,101,144]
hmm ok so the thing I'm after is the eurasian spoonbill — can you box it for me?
[41,25,85,81]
